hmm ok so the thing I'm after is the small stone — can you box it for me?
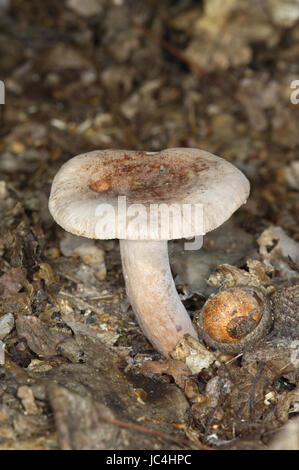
[74,243,105,267]
[74,243,107,281]
[50,118,67,130]
[59,233,92,257]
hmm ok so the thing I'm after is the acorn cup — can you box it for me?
[272,285,299,339]
[195,286,273,354]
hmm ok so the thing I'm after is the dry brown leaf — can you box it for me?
[140,359,192,389]
[0,267,27,294]
[16,315,69,357]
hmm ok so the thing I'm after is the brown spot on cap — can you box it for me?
[87,152,209,203]
[89,178,111,192]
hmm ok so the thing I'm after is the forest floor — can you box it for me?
[0,0,298,450]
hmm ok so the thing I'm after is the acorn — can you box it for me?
[195,286,273,354]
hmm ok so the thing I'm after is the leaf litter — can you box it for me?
[0,0,298,450]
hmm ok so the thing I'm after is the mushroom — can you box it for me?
[49,148,250,356]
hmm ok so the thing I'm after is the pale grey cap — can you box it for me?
[48,148,250,240]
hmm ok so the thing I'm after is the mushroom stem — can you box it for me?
[119,239,198,357]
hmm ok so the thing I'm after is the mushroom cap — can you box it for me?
[48,148,250,240]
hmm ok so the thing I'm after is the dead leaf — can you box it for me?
[16,315,69,357]
[140,359,192,389]
[170,335,216,374]
[0,267,27,294]
[207,264,265,289]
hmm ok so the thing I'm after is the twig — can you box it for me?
[59,290,105,316]
[225,353,243,364]
[99,414,212,451]
[249,362,265,422]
